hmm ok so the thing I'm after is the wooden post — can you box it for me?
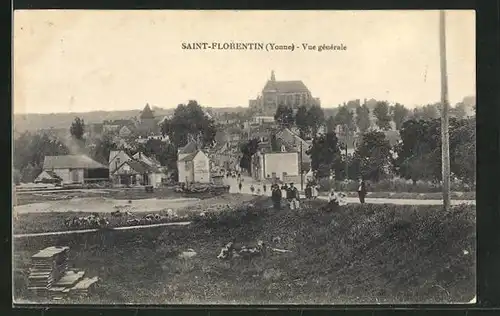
[439,10,451,211]
[344,124,349,181]
[300,141,304,191]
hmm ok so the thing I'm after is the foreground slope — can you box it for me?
[13,199,475,304]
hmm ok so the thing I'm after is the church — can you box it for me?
[249,71,321,116]
[136,103,160,136]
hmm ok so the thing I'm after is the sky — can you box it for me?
[13,10,475,114]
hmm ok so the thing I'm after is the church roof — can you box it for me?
[263,80,310,94]
[140,104,155,119]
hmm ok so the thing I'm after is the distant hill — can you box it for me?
[13,106,250,133]
[13,109,169,133]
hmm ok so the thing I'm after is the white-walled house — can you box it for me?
[39,155,108,185]
[177,150,211,184]
[252,151,299,182]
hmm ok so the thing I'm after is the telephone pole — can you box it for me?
[344,124,349,181]
[300,141,304,191]
[439,10,451,211]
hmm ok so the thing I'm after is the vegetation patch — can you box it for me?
[14,200,475,304]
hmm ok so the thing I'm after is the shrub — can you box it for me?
[317,177,475,193]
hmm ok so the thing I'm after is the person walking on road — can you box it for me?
[287,183,300,210]
[358,179,367,204]
[238,181,242,192]
[263,184,267,194]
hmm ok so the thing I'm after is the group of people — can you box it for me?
[270,182,301,210]
[328,179,367,205]
[304,182,320,199]
[236,175,369,210]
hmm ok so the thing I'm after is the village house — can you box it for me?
[36,155,109,185]
[110,159,156,187]
[108,150,165,187]
[251,150,300,183]
[275,127,312,168]
[177,141,211,184]
[108,150,133,176]
[135,134,169,144]
[252,116,275,125]
[119,125,133,138]
[132,152,165,187]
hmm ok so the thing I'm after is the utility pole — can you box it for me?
[439,10,451,211]
[344,124,349,181]
[300,141,304,191]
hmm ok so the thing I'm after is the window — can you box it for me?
[185,161,190,171]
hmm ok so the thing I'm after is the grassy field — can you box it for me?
[15,187,227,206]
[318,191,476,200]
[13,199,475,305]
[13,194,256,235]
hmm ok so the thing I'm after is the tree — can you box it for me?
[306,132,343,179]
[452,102,467,119]
[449,117,475,184]
[391,103,409,130]
[325,116,337,133]
[294,105,310,139]
[274,104,294,128]
[334,105,355,134]
[136,139,178,171]
[306,105,325,137]
[239,138,260,174]
[354,131,392,182]
[393,119,442,184]
[373,101,392,130]
[70,117,85,140]
[161,100,217,148]
[270,133,280,152]
[355,104,371,133]
[411,103,440,121]
[13,132,70,182]
[90,132,117,165]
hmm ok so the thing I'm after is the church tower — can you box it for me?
[270,70,276,81]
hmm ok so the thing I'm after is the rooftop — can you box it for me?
[43,155,108,170]
[263,80,310,94]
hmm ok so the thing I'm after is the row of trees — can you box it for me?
[274,100,472,140]
[306,117,475,185]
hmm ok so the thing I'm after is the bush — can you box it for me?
[317,177,475,193]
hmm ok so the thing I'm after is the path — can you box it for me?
[14,197,201,214]
[224,176,475,206]
[13,221,191,238]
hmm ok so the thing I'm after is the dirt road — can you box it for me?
[14,197,201,214]
[225,176,475,206]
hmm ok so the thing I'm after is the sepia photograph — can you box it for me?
[12,10,476,305]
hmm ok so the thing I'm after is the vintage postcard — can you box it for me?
[12,10,476,305]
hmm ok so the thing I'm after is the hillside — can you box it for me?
[13,106,249,133]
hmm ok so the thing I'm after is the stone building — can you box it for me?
[249,71,321,116]
[136,104,159,135]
